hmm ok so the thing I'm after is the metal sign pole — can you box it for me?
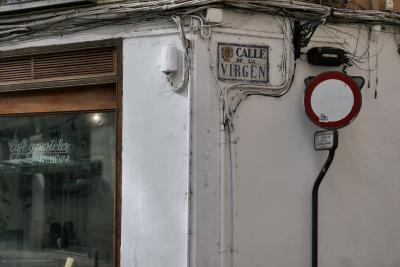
[312,130,338,267]
[312,149,336,267]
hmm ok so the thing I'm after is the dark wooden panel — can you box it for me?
[0,84,116,115]
[114,40,122,267]
[0,47,116,85]
[0,39,121,58]
[34,48,115,79]
[0,76,118,92]
[0,58,31,82]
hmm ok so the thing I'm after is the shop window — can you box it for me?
[0,112,116,267]
[0,39,121,267]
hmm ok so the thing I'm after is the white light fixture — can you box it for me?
[91,113,103,126]
[160,46,178,74]
[385,0,394,11]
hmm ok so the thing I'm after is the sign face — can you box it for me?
[218,43,269,83]
[8,137,72,164]
[304,71,362,129]
[314,130,338,151]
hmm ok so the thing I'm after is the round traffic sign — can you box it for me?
[304,71,362,129]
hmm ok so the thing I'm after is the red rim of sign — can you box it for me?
[304,71,362,129]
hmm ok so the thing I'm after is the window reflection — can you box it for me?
[0,112,115,267]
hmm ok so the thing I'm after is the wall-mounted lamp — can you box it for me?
[160,44,189,93]
[160,46,178,75]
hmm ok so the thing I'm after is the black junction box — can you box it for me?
[307,47,347,67]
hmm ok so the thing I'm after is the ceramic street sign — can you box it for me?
[218,43,269,83]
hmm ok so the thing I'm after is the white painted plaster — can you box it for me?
[121,35,188,267]
[191,10,400,267]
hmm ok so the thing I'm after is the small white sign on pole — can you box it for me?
[314,130,338,151]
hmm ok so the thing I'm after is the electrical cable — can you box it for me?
[352,25,361,58]
[320,26,389,73]
[218,17,296,126]
[0,0,400,42]
[167,15,191,92]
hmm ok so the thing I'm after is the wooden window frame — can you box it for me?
[0,38,123,267]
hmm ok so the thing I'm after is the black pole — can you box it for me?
[312,149,336,267]
[94,251,99,267]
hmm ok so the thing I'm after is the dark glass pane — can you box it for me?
[0,112,115,267]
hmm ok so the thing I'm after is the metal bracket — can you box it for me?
[312,131,338,267]
[293,15,329,60]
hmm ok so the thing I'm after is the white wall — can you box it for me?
[191,10,400,267]
[121,35,189,267]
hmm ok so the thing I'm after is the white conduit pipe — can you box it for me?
[219,114,227,267]
[186,59,193,267]
[217,17,294,267]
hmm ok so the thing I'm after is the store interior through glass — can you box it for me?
[0,112,115,267]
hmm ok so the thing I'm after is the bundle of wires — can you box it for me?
[221,17,296,125]
[0,0,400,42]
